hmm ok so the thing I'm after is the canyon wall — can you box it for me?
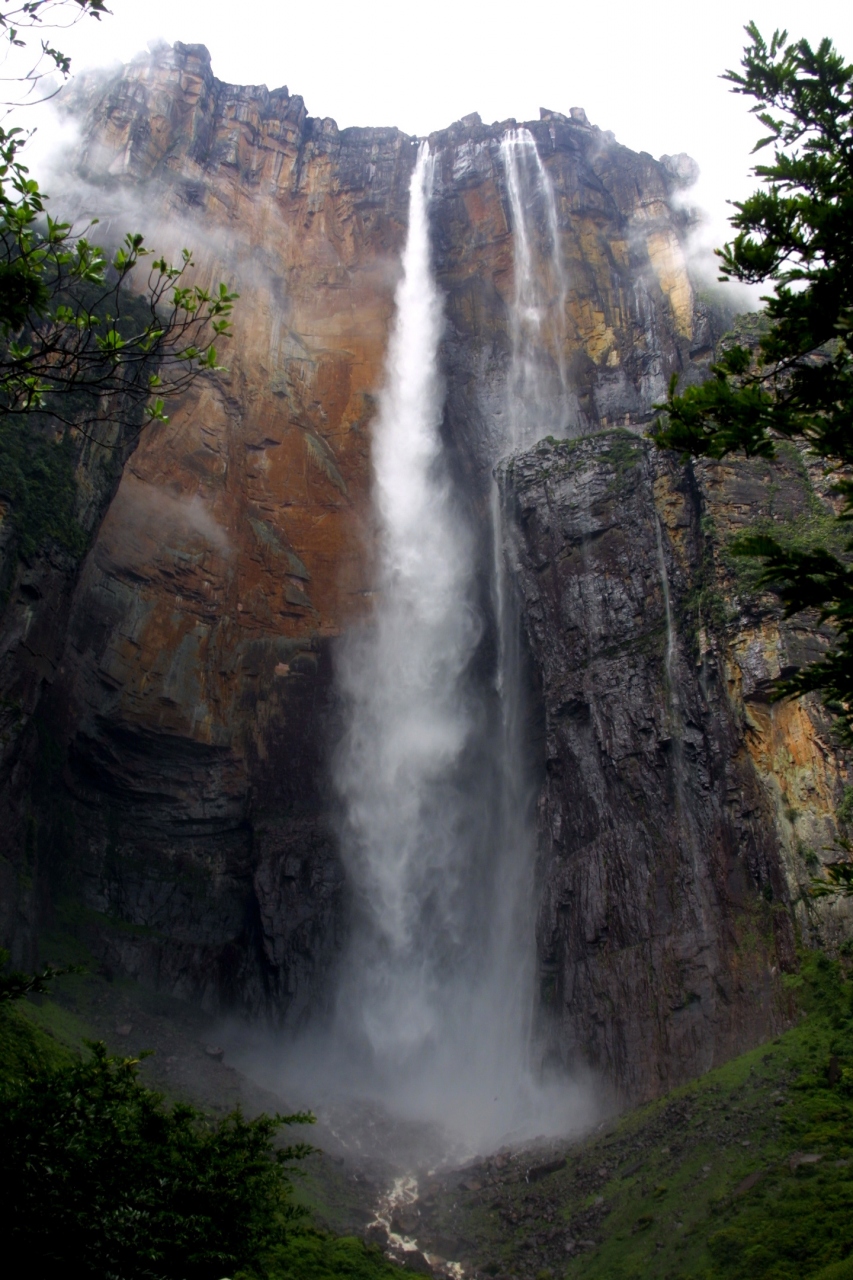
[501,433,851,1098]
[1,40,849,1101]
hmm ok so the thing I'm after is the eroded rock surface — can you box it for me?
[501,432,850,1099]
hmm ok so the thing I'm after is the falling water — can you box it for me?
[274,139,592,1158]
[654,511,678,714]
[500,128,577,448]
[654,507,712,972]
[331,142,485,1095]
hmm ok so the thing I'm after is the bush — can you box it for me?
[247,1229,414,1280]
[1,1040,314,1279]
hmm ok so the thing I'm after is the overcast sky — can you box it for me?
[32,0,853,262]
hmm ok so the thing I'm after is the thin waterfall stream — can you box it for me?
[500,127,577,448]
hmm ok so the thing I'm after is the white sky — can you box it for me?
[27,0,853,261]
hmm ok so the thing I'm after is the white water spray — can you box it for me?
[500,128,578,447]
[276,140,593,1158]
[332,143,484,1078]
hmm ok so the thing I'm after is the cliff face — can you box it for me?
[500,434,851,1098]
[0,42,415,1003]
[1,41,848,1101]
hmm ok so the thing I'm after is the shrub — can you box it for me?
[1,1040,314,1279]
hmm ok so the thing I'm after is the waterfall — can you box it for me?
[278,138,591,1158]
[654,511,678,716]
[331,142,484,1080]
[654,506,712,973]
[482,127,600,1111]
[500,128,577,447]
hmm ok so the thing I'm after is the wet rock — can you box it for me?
[399,1249,434,1275]
[734,1169,765,1195]
[790,1152,824,1171]
[430,1235,463,1259]
[499,433,842,1102]
[526,1157,566,1183]
[392,1208,421,1235]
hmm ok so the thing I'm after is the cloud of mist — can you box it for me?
[99,472,230,573]
[671,170,768,314]
[19,82,296,296]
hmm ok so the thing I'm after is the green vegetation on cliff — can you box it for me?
[0,962,409,1280]
[6,952,853,1279]
[0,1,237,571]
[418,953,853,1280]
[655,24,853,743]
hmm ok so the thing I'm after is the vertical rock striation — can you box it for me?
[500,431,850,1100]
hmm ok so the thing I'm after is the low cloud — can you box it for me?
[100,472,230,572]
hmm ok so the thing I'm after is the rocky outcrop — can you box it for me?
[1,41,847,1100]
[500,431,850,1100]
[428,107,713,487]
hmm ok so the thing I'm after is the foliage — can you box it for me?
[0,978,408,1280]
[0,993,73,1076]
[243,1229,415,1280]
[1,1038,316,1280]
[421,951,853,1280]
[0,983,411,1280]
[0,3,109,99]
[698,954,853,1280]
[0,943,81,1001]
[0,0,237,431]
[653,24,853,735]
[0,160,238,432]
[812,861,853,899]
[0,411,85,555]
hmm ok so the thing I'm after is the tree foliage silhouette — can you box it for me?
[655,25,853,739]
[0,0,236,450]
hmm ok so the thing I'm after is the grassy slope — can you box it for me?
[5,952,853,1279]
[420,955,853,1280]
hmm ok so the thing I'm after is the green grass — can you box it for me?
[0,999,75,1078]
[719,441,851,602]
[241,1231,414,1280]
[0,416,87,561]
[422,952,853,1280]
[7,951,853,1278]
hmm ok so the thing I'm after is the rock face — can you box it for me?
[1,41,849,1100]
[499,433,849,1098]
[1,42,417,1005]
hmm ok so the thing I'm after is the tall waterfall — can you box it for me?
[332,143,485,1091]
[485,126,585,1127]
[500,128,578,447]
[279,138,589,1156]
